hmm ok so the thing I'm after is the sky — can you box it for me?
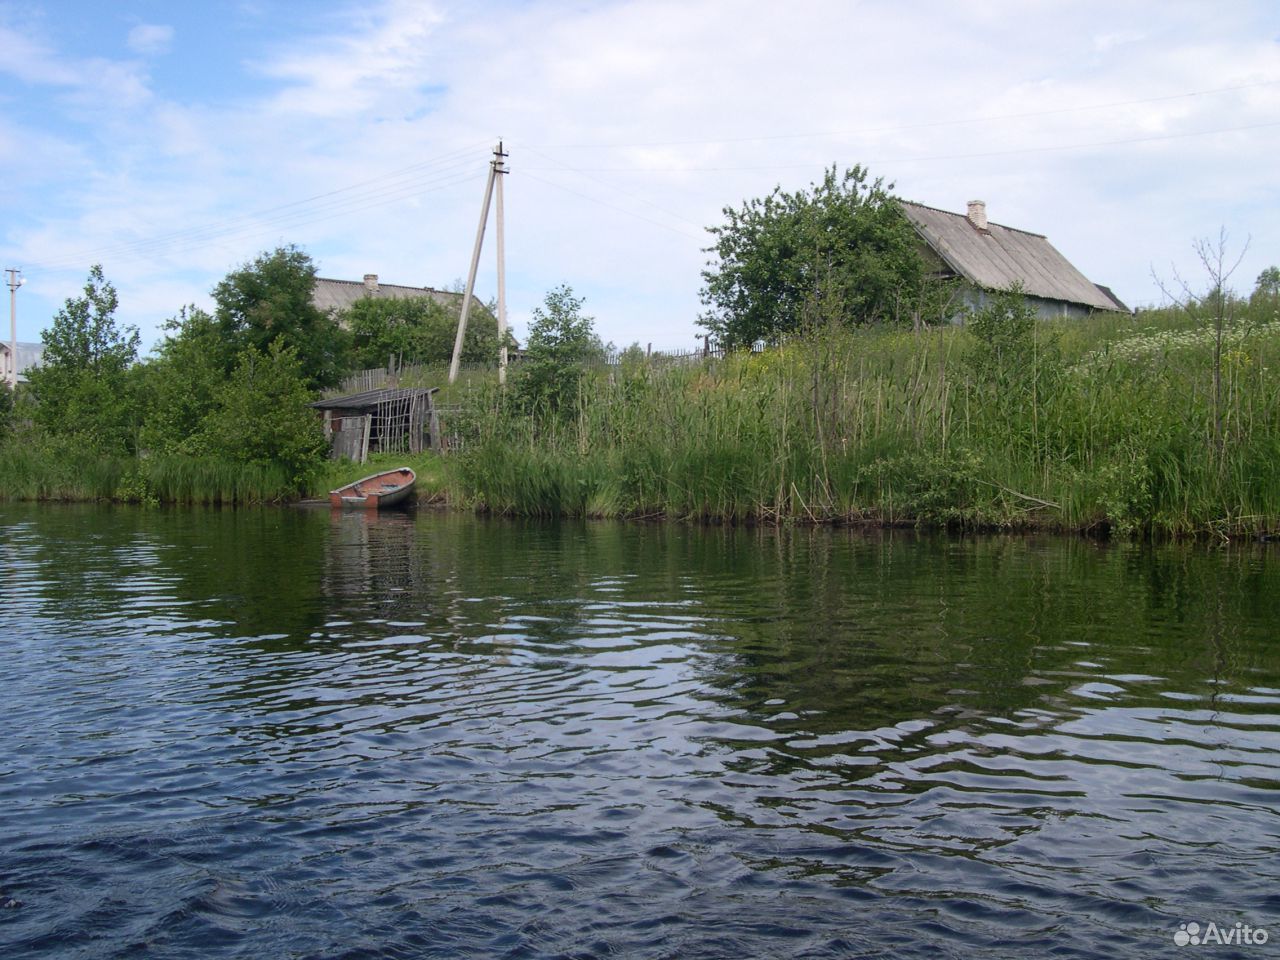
[1,0,1277,354]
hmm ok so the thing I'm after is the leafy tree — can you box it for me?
[213,245,348,389]
[135,306,227,455]
[0,382,12,438]
[343,295,506,369]
[1255,266,1280,294]
[199,340,328,490]
[699,165,926,348]
[26,264,141,451]
[514,285,606,415]
[1252,265,1280,312]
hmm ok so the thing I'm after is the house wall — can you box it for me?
[951,284,1096,324]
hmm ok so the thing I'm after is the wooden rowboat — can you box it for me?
[329,467,416,510]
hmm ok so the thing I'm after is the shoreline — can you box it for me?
[9,488,1260,543]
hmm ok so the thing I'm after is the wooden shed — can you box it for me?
[309,387,439,462]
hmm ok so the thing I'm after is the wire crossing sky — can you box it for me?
[1,1,1277,352]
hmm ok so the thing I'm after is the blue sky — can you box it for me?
[2,0,1278,353]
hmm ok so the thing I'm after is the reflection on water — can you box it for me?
[1,503,1279,958]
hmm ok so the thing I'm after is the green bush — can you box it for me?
[199,341,328,492]
[512,285,608,417]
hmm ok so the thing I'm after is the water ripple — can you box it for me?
[1,507,1278,958]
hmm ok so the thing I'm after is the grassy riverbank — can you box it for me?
[5,299,1278,538]
[0,439,297,504]
[452,301,1280,537]
[311,451,455,503]
[0,442,454,507]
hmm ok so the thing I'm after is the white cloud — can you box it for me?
[2,0,1280,350]
[257,0,446,117]
[126,23,173,56]
[0,25,78,84]
[0,22,152,111]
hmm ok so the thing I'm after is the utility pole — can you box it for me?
[449,142,509,385]
[494,143,509,386]
[5,268,23,389]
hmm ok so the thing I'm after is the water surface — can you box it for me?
[2,504,1278,958]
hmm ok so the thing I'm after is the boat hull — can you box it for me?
[328,467,417,510]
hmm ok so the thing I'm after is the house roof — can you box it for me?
[900,201,1124,312]
[309,386,438,411]
[0,341,45,381]
[311,276,464,314]
[1093,283,1129,313]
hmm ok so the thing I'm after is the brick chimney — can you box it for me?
[363,273,379,294]
[966,200,988,231]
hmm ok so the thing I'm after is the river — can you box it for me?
[1,504,1278,958]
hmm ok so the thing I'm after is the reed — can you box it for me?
[140,456,294,504]
[454,301,1280,536]
[0,440,299,505]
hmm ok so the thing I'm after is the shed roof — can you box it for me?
[900,201,1124,312]
[312,277,464,315]
[309,386,438,411]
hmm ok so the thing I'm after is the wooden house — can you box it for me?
[900,200,1129,321]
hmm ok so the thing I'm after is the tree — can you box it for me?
[1251,266,1280,312]
[199,340,328,490]
[343,295,506,369]
[1153,229,1249,458]
[514,285,605,415]
[26,264,141,451]
[213,245,348,389]
[135,306,227,455]
[0,382,12,438]
[699,165,926,348]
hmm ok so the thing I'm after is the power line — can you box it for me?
[521,145,705,230]
[33,164,481,271]
[30,155,481,271]
[527,79,1280,150]
[522,119,1280,174]
[26,142,491,272]
[520,170,704,241]
[30,171,488,276]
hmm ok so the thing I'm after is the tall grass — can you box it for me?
[454,300,1280,536]
[0,439,296,505]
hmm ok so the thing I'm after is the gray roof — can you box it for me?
[900,201,1123,312]
[312,276,464,315]
[1093,283,1129,313]
[0,341,45,382]
[309,386,438,411]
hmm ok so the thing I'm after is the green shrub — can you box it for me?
[198,341,328,492]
